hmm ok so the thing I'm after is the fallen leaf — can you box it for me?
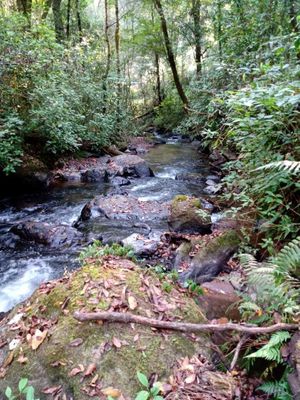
[31,329,48,350]
[3,352,14,368]
[84,363,96,377]
[185,374,196,384]
[101,387,122,397]
[17,355,28,364]
[133,334,140,342]
[128,295,138,310]
[69,338,83,347]
[112,337,122,348]
[69,367,83,377]
[42,385,62,395]
[51,360,67,367]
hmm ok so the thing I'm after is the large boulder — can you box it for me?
[168,195,211,234]
[175,230,241,284]
[107,154,154,178]
[79,194,169,223]
[10,221,82,248]
[0,256,210,399]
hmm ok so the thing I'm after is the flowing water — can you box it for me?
[0,138,214,313]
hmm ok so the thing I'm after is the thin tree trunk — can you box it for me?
[153,0,188,108]
[192,0,202,77]
[154,52,162,105]
[104,0,111,79]
[102,0,111,114]
[73,311,299,335]
[289,0,299,33]
[76,0,82,42]
[52,0,64,42]
[115,0,121,133]
[16,0,31,24]
[66,0,71,39]
[217,0,223,61]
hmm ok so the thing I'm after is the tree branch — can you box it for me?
[73,311,299,335]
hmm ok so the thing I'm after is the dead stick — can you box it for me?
[73,311,298,335]
[230,335,249,371]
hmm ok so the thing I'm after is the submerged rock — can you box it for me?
[175,231,241,284]
[80,169,108,183]
[10,221,82,248]
[168,195,211,234]
[0,256,209,399]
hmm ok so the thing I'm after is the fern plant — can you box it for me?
[239,237,300,321]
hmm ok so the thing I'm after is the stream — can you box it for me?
[0,137,215,313]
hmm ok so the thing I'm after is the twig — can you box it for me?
[230,334,249,371]
[73,311,299,335]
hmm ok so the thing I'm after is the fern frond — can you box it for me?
[255,160,300,174]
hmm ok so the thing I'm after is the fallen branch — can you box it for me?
[73,311,299,335]
[230,335,250,371]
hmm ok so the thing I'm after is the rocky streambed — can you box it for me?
[0,134,269,399]
[0,136,227,314]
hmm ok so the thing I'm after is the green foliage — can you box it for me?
[0,14,134,173]
[183,279,204,296]
[135,372,164,400]
[246,331,291,363]
[5,378,39,400]
[239,237,300,321]
[154,95,185,130]
[259,377,293,400]
[79,241,136,262]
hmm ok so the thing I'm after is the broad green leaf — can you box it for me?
[18,378,28,393]
[135,390,150,400]
[137,372,149,388]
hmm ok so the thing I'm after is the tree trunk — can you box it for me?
[216,0,223,61]
[154,52,163,105]
[192,0,202,77]
[115,0,121,134]
[102,0,112,113]
[289,0,299,33]
[52,0,64,42]
[66,0,71,38]
[153,0,188,108]
[76,0,82,42]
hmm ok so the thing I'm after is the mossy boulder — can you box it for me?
[175,230,241,284]
[0,256,209,399]
[168,195,211,234]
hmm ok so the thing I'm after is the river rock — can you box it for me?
[79,194,169,223]
[288,333,300,399]
[108,154,154,178]
[168,195,211,234]
[175,173,205,185]
[0,256,209,399]
[122,231,162,256]
[109,176,131,186]
[10,221,82,248]
[198,279,240,320]
[175,230,241,284]
[80,169,108,183]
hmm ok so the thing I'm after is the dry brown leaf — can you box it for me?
[42,385,62,395]
[69,338,83,347]
[17,355,28,364]
[3,352,14,368]
[101,387,122,397]
[84,363,97,377]
[128,295,138,310]
[185,374,196,384]
[31,329,48,350]
[69,367,83,377]
[133,334,140,342]
[112,337,122,348]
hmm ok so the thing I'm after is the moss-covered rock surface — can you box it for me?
[0,255,210,399]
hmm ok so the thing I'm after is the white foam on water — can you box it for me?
[0,258,52,312]
[130,180,158,192]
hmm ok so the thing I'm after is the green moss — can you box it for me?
[173,194,188,203]
[0,256,211,399]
